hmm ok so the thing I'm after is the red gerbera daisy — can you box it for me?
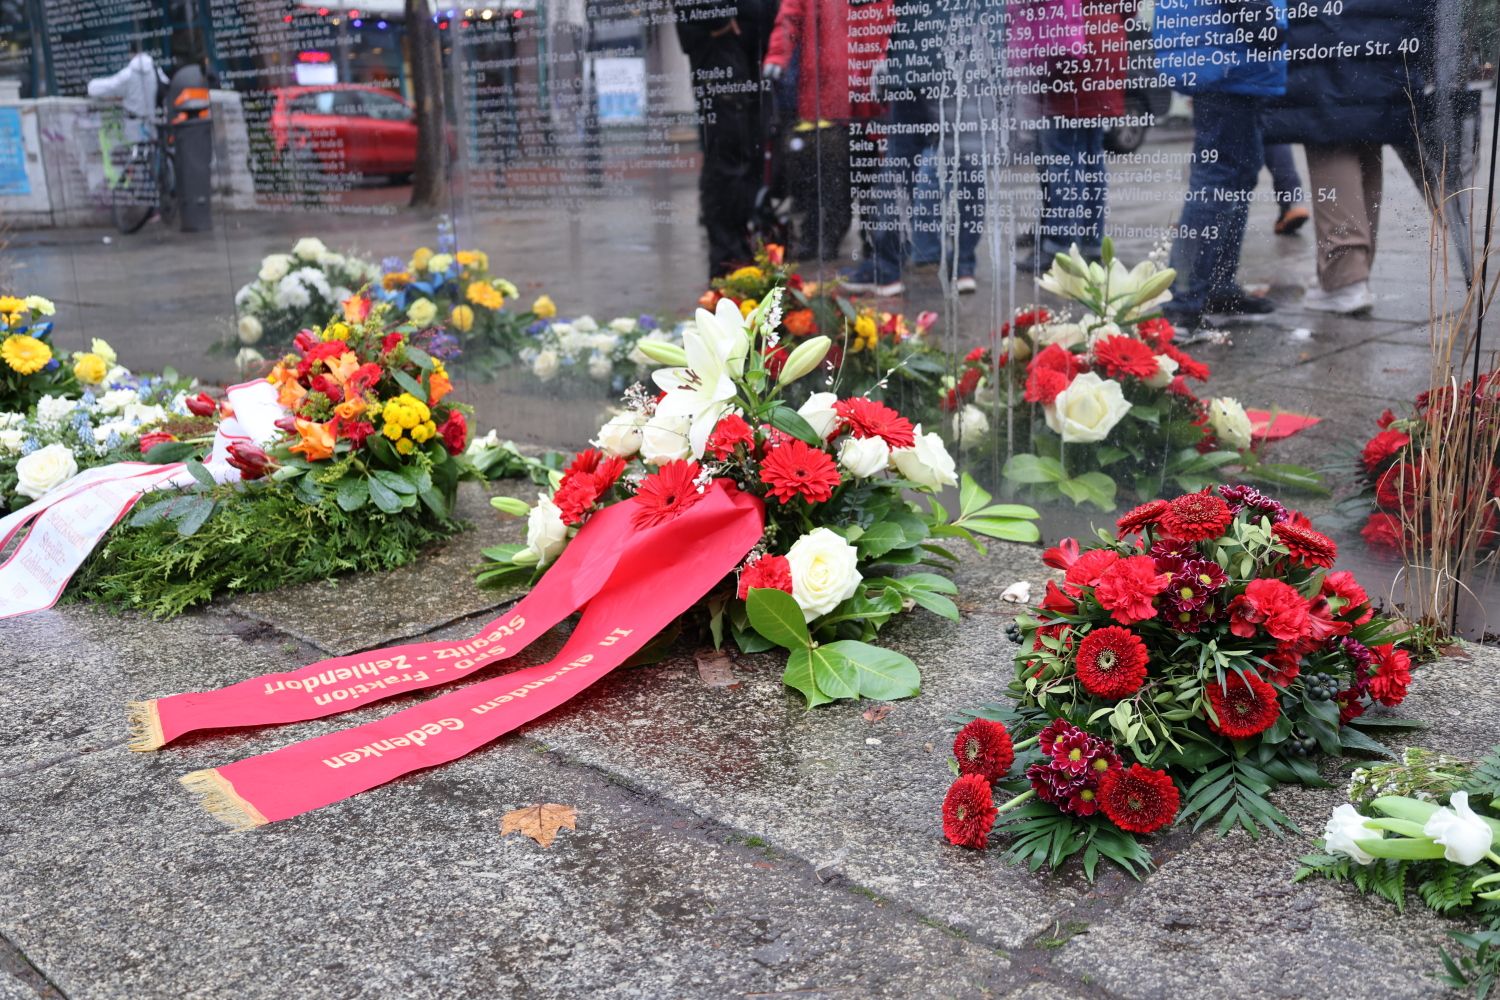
[1162,343,1209,381]
[760,438,842,504]
[1273,521,1338,568]
[1116,499,1170,538]
[736,554,794,600]
[942,773,998,849]
[1205,673,1281,739]
[1093,335,1161,380]
[1074,626,1149,699]
[1159,490,1233,542]
[1093,555,1171,625]
[833,397,915,449]
[1098,764,1180,834]
[706,413,755,460]
[632,460,705,528]
[952,718,1015,782]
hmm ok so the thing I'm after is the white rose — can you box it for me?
[1323,804,1380,865]
[236,347,265,373]
[639,411,692,465]
[951,404,990,451]
[103,365,130,385]
[838,435,890,478]
[0,411,23,430]
[292,237,328,261]
[892,424,958,489]
[95,389,136,416]
[1044,372,1132,444]
[531,348,560,382]
[609,317,638,335]
[1033,322,1086,350]
[0,428,24,454]
[15,443,78,500]
[596,411,646,458]
[92,419,132,444]
[1145,352,1179,389]
[258,253,292,283]
[1424,791,1495,866]
[237,315,264,345]
[588,332,618,353]
[588,353,613,382]
[1207,397,1253,451]
[122,402,167,428]
[35,394,79,425]
[797,392,840,440]
[785,527,863,622]
[523,494,569,567]
[572,315,599,333]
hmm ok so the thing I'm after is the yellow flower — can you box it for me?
[406,298,438,328]
[90,338,117,365]
[852,314,879,354]
[410,247,433,271]
[739,298,758,319]
[395,437,415,455]
[1,334,51,375]
[466,281,503,310]
[427,253,454,274]
[532,294,557,319]
[72,352,107,384]
[450,304,474,332]
[0,296,24,320]
[410,420,436,444]
[382,272,411,291]
[24,295,54,316]
[383,421,403,441]
[727,265,764,284]
[457,249,489,272]
[322,321,351,342]
[381,392,431,438]
[496,278,519,299]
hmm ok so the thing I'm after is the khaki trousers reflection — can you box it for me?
[1304,144,1384,292]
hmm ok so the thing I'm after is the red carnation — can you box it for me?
[941,773,998,849]
[184,392,217,417]
[706,413,755,460]
[437,411,467,456]
[138,431,176,454]
[333,416,375,449]
[1377,408,1397,429]
[381,331,404,352]
[1227,578,1311,642]
[1093,555,1171,625]
[1025,366,1072,404]
[834,397,915,449]
[1064,548,1120,593]
[1163,343,1209,381]
[1273,521,1338,568]
[1366,644,1413,707]
[1375,462,1420,512]
[1160,491,1233,542]
[1361,512,1406,556]
[304,340,350,366]
[557,451,625,525]
[1098,765,1179,834]
[1074,626,1149,699]
[964,346,988,363]
[1321,571,1373,624]
[1093,335,1161,380]
[737,554,794,600]
[632,460,705,529]
[1137,316,1176,349]
[1361,429,1411,473]
[952,718,1015,782]
[1205,673,1281,739]
[1117,499,1169,537]
[760,437,841,505]
[1262,650,1302,687]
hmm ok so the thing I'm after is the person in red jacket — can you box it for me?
[763,0,892,261]
[1022,0,1129,271]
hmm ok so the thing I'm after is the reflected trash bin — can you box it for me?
[172,117,213,231]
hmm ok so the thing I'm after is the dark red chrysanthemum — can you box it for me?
[564,448,607,477]
[1098,764,1180,834]
[1205,673,1281,739]
[952,718,1015,783]
[632,460,705,528]
[1160,557,1228,612]
[1366,644,1413,707]
[1074,626,1149,699]
[833,397,915,449]
[760,437,841,505]
[706,413,755,460]
[1093,335,1161,381]
[1159,491,1233,541]
[1272,521,1338,568]
[1093,555,1172,625]
[942,773,998,849]
[1361,428,1411,473]
[1050,728,1095,776]
[736,554,794,600]
[1037,718,1079,757]
[1116,499,1169,537]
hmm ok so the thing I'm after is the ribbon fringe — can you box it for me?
[180,769,270,831]
[125,700,165,752]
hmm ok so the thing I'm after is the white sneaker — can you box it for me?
[844,279,906,297]
[1303,280,1374,315]
[954,275,977,294]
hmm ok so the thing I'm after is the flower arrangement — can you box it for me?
[519,313,686,395]
[972,243,1321,510]
[374,227,535,375]
[478,290,1041,706]
[1296,746,1500,996]
[1,293,87,410]
[232,238,379,362]
[941,484,1420,877]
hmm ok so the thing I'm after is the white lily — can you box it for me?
[651,298,751,458]
[1424,791,1495,866]
[1037,245,1092,302]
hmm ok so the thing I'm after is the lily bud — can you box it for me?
[1126,269,1177,307]
[490,496,531,517]
[634,339,689,368]
[226,441,275,481]
[184,391,217,417]
[777,336,831,386]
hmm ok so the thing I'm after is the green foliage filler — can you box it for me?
[69,484,459,618]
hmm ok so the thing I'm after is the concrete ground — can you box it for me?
[0,479,1496,999]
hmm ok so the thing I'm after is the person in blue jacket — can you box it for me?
[1263,0,1436,315]
[1153,0,1289,331]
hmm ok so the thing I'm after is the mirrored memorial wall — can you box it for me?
[2,0,1498,632]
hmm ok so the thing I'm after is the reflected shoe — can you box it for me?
[1303,279,1374,315]
[1205,289,1275,315]
[955,274,977,294]
[1274,204,1310,236]
[1163,308,1203,334]
[841,264,905,297]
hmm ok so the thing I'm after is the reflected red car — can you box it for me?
[268,84,422,179]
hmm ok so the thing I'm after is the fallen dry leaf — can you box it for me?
[501,803,577,848]
[862,704,893,724]
[695,649,739,687]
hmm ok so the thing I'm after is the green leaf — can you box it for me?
[174,496,216,537]
[783,649,834,707]
[367,474,403,514]
[184,460,216,489]
[766,405,822,445]
[1338,726,1398,759]
[142,440,196,464]
[958,473,990,518]
[858,522,907,559]
[822,640,920,701]
[335,475,370,512]
[372,469,419,495]
[963,516,1042,543]
[1002,453,1066,484]
[745,587,812,650]
[392,369,427,400]
[907,590,959,621]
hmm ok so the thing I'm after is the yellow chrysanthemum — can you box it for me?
[727,265,764,283]
[532,294,557,320]
[395,437,416,455]
[450,304,474,332]
[322,321,351,342]
[1,334,51,375]
[381,392,431,438]
[410,247,433,271]
[739,298,758,319]
[466,281,503,310]
[0,296,24,317]
[851,314,879,354]
[73,352,108,384]
[410,420,436,444]
[456,250,489,272]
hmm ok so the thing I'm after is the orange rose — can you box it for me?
[428,366,452,405]
[342,294,371,322]
[765,243,785,265]
[288,418,336,462]
[326,351,361,387]
[783,309,818,337]
[276,376,308,412]
[333,397,367,422]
